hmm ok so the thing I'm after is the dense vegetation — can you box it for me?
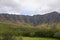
[0,21,60,38]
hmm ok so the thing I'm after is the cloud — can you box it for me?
[0,0,60,15]
[0,0,21,14]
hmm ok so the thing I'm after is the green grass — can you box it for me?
[16,37,59,40]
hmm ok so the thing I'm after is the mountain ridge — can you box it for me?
[0,11,60,26]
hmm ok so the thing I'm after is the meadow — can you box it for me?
[16,37,59,40]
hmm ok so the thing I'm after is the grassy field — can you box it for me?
[16,37,59,40]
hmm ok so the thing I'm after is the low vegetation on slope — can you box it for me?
[0,21,60,38]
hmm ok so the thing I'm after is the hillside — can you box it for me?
[0,11,60,26]
[0,11,60,38]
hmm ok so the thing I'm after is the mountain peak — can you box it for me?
[48,11,60,14]
[44,11,60,16]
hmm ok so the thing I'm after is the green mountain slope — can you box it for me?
[0,11,60,38]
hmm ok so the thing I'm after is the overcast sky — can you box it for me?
[0,0,60,15]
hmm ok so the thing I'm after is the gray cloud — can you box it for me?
[0,0,22,14]
[0,0,60,15]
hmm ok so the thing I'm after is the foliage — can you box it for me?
[0,21,60,38]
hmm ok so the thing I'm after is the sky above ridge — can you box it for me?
[0,0,60,15]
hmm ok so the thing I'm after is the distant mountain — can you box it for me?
[0,11,60,26]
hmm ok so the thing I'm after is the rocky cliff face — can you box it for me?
[0,11,60,26]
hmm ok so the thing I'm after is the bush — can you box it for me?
[2,33,16,40]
